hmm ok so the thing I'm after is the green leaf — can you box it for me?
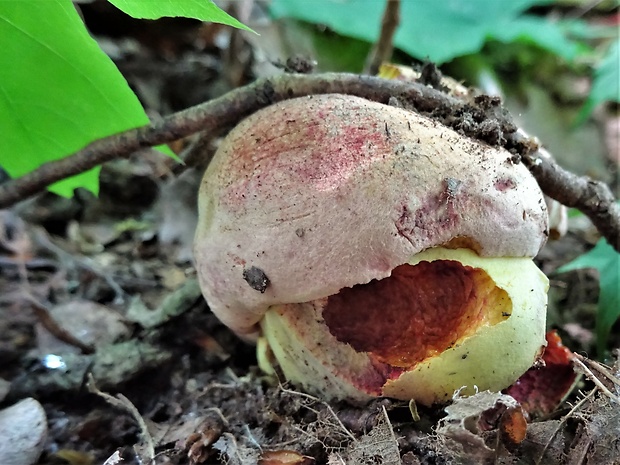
[557,239,620,355]
[575,39,620,125]
[487,16,586,61]
[270,0,384,45]
[108,0,254,32]
[0,0,153,197]
[269,0,585,64]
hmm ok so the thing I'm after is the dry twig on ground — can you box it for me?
[87,374,156,462]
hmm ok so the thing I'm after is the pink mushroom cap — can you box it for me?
[194,94,548,337]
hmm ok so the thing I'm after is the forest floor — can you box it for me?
[1,3,619,465]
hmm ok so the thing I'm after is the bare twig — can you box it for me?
[571,355,620,404]
[364,0,401,75]
[521,149,620,251]
[573,353,620,390]
[574,354,620,387]
[87,374,156,462]
[535,387,597,465]
[0,73,618,250]
[0,73,457,209]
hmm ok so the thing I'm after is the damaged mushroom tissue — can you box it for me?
[193,94,549,406]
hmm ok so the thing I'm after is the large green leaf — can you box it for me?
[557,239,620,355]
[108,0,254,32]
[270,0,384,46]
[0,0,152,197]
[487,16,588,61]
[576,39,620,124]
[269,0,584,64]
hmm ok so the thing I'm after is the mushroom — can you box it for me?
[194,94,549,405]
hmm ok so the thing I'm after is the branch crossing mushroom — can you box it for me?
[194,94,549,405]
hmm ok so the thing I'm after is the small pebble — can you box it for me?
[0,398,47,465]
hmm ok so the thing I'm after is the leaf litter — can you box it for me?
[0,3,619,465]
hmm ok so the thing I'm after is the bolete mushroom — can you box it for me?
[194,94,549,405]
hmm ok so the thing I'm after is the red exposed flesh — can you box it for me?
[506,330,577,417]
[323,260,511,368]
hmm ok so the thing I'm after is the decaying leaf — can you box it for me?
[437,390,523,461]
[35,300,130,355]
[102,450,123,465]
[341,406,400,465]
[258,449,314,465]
[125,278,202,328]
[9,340,173,398]
[212,432,260,465]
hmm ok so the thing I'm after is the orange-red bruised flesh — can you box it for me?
[322,260,512,368]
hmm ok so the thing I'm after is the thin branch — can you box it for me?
[0,72,618,251]
[521,149,620,251]
[535,387,597,465]
[573,353,620,390]
[572,355,620,404]
[364,0,401,75]
[87,374,156,462]
[0,73,455,209]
